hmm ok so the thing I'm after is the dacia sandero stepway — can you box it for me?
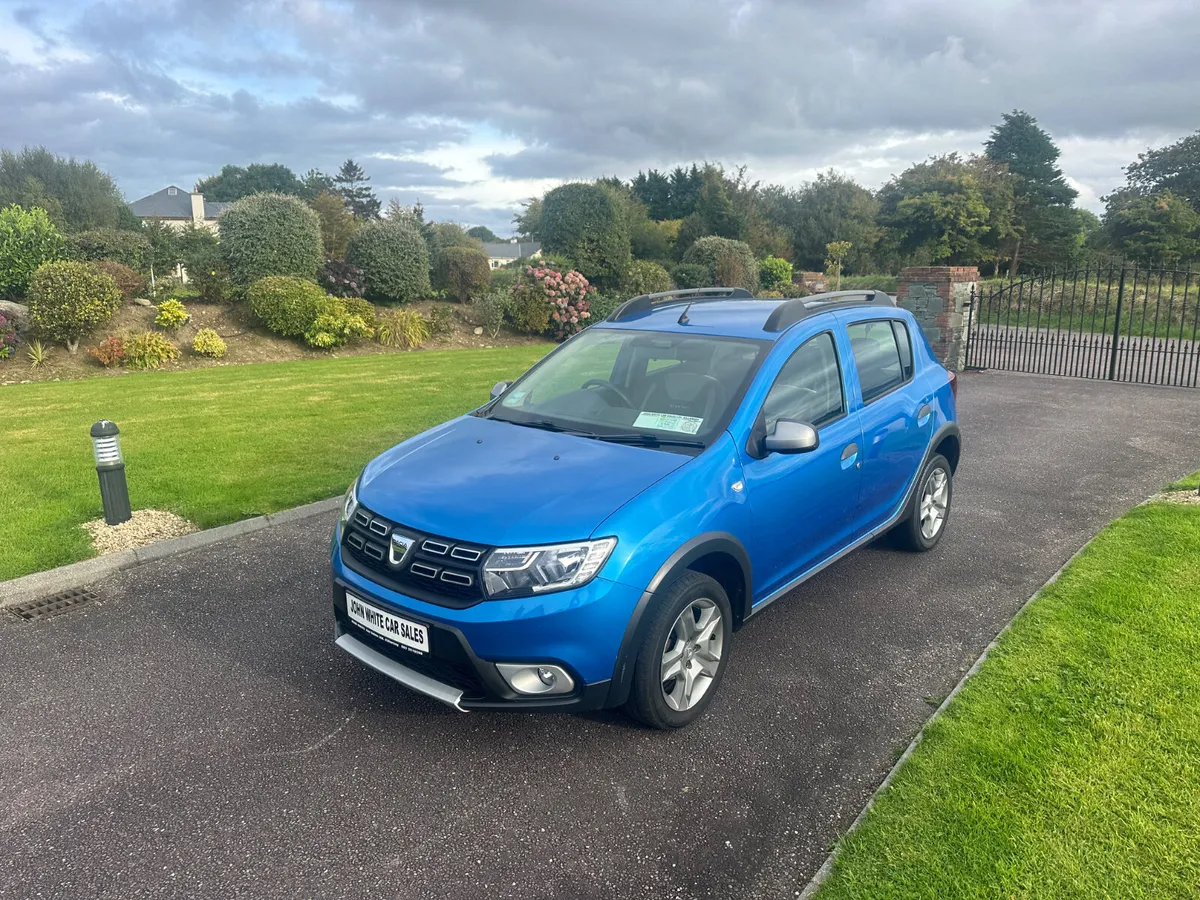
[331,287,961,728]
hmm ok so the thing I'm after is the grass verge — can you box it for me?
[815,489,1200,899]
[1,345,549,581]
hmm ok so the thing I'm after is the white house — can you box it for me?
[127,186,227,233]
[482,241,542,270]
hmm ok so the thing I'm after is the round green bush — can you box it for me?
[346,220,431,302]
[67,228,151,271]
[219,193,323,286]
[192,328,227,358]
[0,205,65,298]
[433,245,491,302]
[27,260,121,352]
[669,262,712,289]
[682,236,759,292]
[339,296,376,323]
[621,260,673,296]
[759,255,794,291]
[540,183,630,287]
[248,276,332,337]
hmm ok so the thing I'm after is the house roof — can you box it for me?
[482,241,541,260]
[127,186,227,219]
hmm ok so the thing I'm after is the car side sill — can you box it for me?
[335,632,467,712]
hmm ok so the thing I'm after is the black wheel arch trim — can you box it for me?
[604,531,752,708]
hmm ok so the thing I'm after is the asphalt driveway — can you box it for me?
[2,373,1198,900]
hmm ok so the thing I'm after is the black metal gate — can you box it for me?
[965,264,1200,387]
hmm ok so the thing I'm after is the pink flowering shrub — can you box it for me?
[509,264,594,341]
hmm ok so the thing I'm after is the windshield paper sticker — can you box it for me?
[633,411,703,435]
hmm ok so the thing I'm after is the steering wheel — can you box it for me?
[581,379,635,408]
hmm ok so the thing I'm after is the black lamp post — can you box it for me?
[90,420,132,526]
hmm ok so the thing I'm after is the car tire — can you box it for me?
[894,452,953,552]
[624,571,733,730]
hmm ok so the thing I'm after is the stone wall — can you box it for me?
[895,266,978,371]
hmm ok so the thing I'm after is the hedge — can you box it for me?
[682,236,759,293]
[66,228,151,271]
[539,183,631,287]
[26,260,121,352]
[0,205,65,298]
[346,220,431,302]
[219,192,323,285]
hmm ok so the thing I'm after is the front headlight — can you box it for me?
[483,537,616,599]
[340,476,360,527]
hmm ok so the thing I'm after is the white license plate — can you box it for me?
[345,592,429,654]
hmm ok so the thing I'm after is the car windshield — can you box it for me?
[485,327,768,449]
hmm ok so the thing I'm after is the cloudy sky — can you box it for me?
[2,0,1196,235]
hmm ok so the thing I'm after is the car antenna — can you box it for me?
[677,302,693,325]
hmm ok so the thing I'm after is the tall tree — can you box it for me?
[301,168,336,200]
[194,163,306,201]
[1124,130,1200,211]
[877,154,993,265]
[1104,189,1200,266]
[761,171,879,272]
[466,225,500,242]
[631,169,673,220]
[984,110,1079,273]
[0,146,130,232]
[309,190,359,259]
[335,159,381,220]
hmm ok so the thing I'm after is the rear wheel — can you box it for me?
[624,572,732,729]
[894,452,953,552]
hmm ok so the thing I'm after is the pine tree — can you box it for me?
[984,110,1079,274]
[334,159,381,220]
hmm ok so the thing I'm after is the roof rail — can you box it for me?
[762,289,895,332]
[607,287,755,322]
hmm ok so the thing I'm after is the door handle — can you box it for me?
[917,404,932,425]
[841,442,859,470]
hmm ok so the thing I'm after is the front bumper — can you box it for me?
[330,530,641,712]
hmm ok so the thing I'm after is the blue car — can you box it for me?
[331,288,961,728]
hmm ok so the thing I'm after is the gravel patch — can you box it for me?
[83,510,198,555]
[1148,489,1200,507]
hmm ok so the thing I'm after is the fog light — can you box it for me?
[495,663,575,696]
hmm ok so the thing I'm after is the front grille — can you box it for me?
[342,505,491,608]
[347,616,488,699]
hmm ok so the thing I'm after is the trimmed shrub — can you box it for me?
[433,245,491,303]
[88,335,126,368]
[682,236,758,292]
[759,255,793,292]
[340,296,375,323]
[192,328,227,358]
[319,258,365,298]
[66,228,150,271]
[27,260,121,353]
[346,220,431,302]
[669,263,712,289]
[375,308,430,349]
[303,302,373,349]
[539,183,630,287]
[585,292,623,324]
[510,265,594,342]
[154,298,190,330]
[248,276,331,338]
[489,266,520,294]
[88,260,145,301]
[0,312,20,358]
[218,192,323,285]
[621,260,673,296]
[0,205,65,298]
[124,331,180,370]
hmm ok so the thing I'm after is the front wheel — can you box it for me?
[624,572,732,729]
[894,452,953,552]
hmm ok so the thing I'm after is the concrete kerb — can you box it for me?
[0,497,341,609]
[796,539,1093,899]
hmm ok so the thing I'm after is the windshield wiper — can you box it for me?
[590,432,706,449]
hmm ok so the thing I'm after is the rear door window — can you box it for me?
[847,320,908,403]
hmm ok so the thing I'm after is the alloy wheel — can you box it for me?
[660,598,724,711]
[919,467,950,540]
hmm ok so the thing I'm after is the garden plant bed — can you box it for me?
[814,472,1200,899]
[0,297,544,384]
[0,344,550,581]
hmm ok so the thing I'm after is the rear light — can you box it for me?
[948,370,958,400]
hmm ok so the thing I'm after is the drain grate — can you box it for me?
[7,587,100,622]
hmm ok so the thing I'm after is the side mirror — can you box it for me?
[763,419,819,454]
[490,381,512,401]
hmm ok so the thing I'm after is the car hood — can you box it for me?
[357,415,691,546]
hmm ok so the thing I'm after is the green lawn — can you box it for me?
[1,346,550,581]
[815,489,1200,899]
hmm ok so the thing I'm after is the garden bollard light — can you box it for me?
[90,420,132,526]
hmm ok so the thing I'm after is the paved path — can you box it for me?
[2,373,1199,900]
